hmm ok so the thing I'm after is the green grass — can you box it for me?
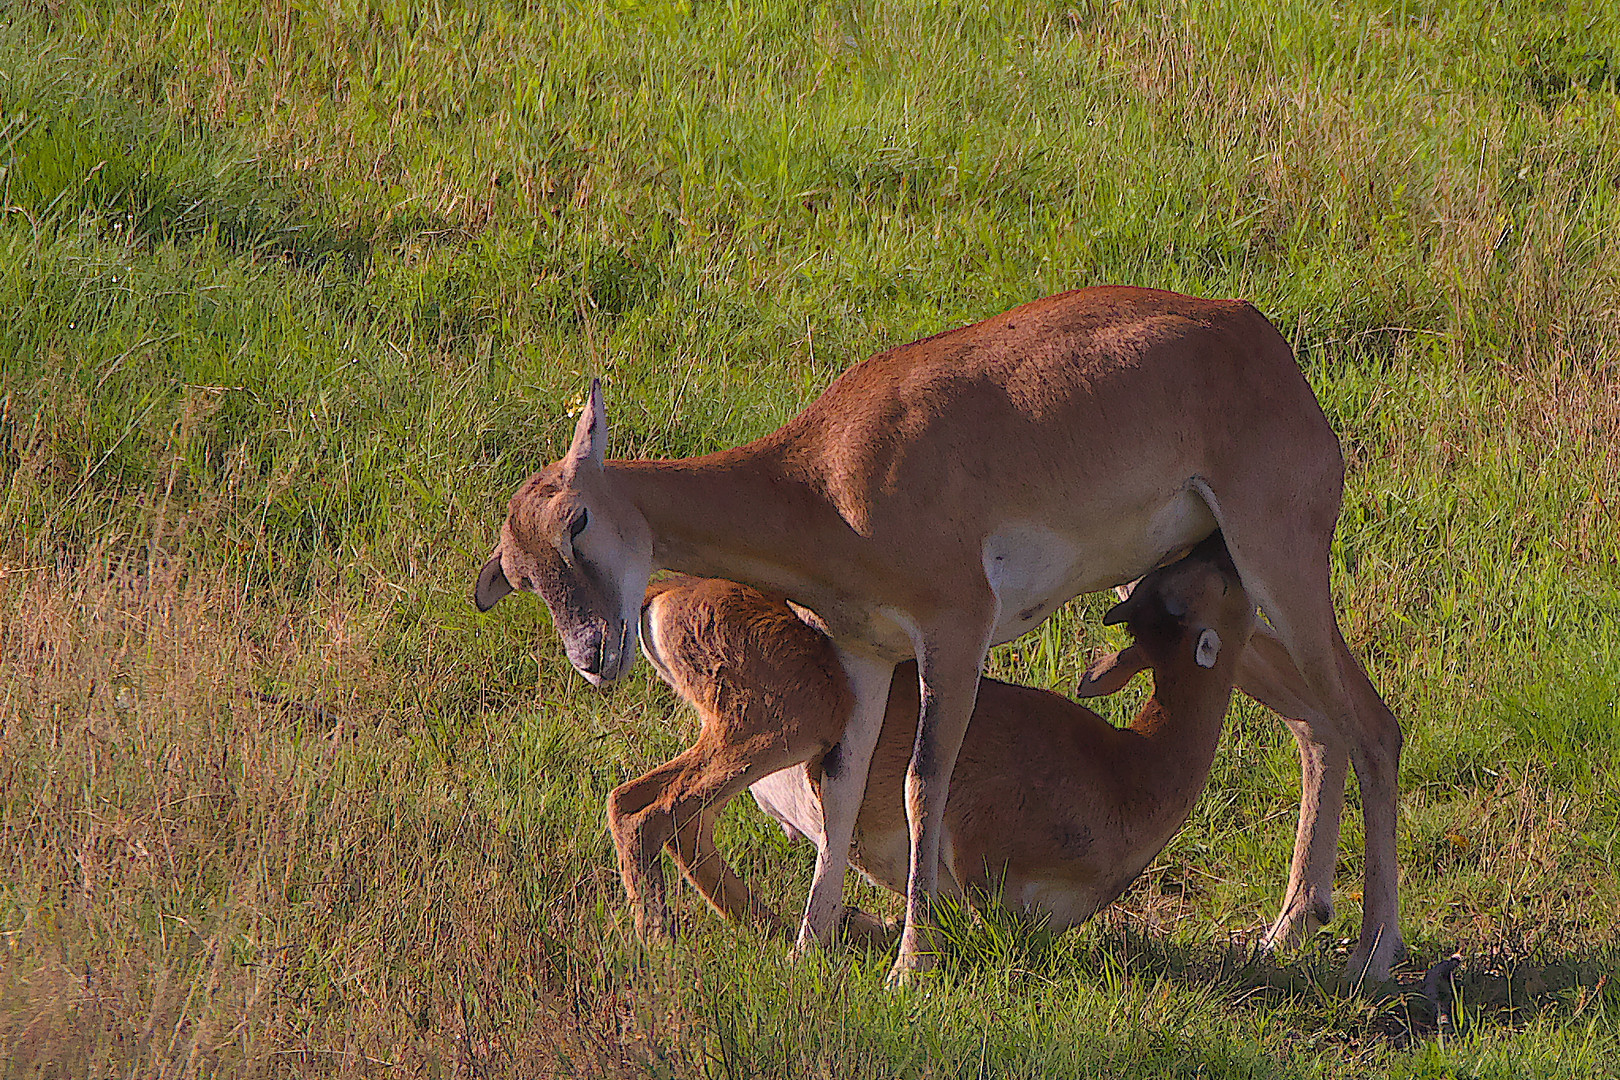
[2,0,1619,1075]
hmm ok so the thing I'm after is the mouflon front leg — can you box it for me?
[794,649,896,951]
[890,611,995,984]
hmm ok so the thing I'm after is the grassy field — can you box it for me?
[2,0,1618,1075]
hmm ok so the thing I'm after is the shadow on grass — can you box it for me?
[931,904,1618,1054]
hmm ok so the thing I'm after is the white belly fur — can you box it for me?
[982,523,1083,643]
[981,492,1216,644]
[1013,880,1097,931]
[749,767,825,847]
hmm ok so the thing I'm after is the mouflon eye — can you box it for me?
[568,507,589,540]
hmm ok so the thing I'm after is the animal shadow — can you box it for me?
[929,907,1616,1051]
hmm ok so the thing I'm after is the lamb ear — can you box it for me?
[474,555,513,611]
[1194,628,1221,668]
[563,379,608,473]
[1102,587,1148,626]
[1076,643,1149,697]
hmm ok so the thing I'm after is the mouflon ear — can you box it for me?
[474,555,513,611]
[786,599,833,638]
[1076,643,1149,697]
[1102,585,1149,626]
[1194,628,1221,669]
[562,379,608,474]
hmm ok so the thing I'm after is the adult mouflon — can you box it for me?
[474,287,1403,980]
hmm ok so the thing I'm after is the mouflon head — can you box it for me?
[474,380,653,686]
[1075,532,1255,697]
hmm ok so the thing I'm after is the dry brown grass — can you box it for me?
[4,543,1615,1076]
[0,558,690,1077]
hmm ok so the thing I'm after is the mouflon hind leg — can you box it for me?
[610,729,816,938]
[668,809,787,932]
[1207,477,1404,980]
[1235,626,1345,947]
